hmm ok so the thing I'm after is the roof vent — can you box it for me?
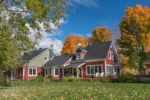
[78,42,82,47]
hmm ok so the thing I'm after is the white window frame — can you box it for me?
[107,65,114,75]
[54,68,59,76]
[77,53,82,60]
[28,67,37,76]
[44,68,49,77]
[86,65,103,75]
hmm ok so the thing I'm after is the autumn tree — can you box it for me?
[91,27,113,43]
[117,4,150,70]
[62,35,89,55]
[0,0,70,82]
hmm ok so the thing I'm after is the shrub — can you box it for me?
[31,73,43,82]
[100,77,112,83]
[116,73,136,83]
[48,75,54,80]
[43,75,54,82]
[43,77,51,82]
[63,77,80,82]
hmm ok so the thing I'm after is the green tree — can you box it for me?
[0,0,70,83]
[117,4,150,70]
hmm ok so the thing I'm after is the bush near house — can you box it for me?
[116,73,137,83]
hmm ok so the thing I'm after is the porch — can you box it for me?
[44,63,85,79]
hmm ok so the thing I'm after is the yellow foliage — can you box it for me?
[91,26,113,43]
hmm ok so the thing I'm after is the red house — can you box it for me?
[8,41,121,80]
[44,41,121,79]
[8,48,54,80]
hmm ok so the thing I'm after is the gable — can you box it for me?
[27,49,53,67]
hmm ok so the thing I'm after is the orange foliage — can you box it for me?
[119,4,150,51]
[61,35,89,55]
[91,27,113,43]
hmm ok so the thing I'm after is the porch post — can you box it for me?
[77,68,79,78]
[62,68,64,79]
[72,68,74,77]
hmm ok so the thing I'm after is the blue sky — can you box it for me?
[55,0,150,41]
[39,0,150,55]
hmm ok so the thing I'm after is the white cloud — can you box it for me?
[38,37,63,56]
[26,18,66,56]
[73,0,99,8]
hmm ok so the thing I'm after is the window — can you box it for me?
[54,68,59,76]
[109,51,111,59]
[77,53,82,60]
[28,68,37,76]
[107,66,114,75]
[45,69,49,76]
[86,65,102,75]
[87,66,90,75]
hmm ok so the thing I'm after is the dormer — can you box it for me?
[76,47,87,60]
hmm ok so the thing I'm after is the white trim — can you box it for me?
[76,52,82,60]
[104,60,107,76]
[23,67,25,80]
[85,59,105,62]
[54,67,59,76]
[106,64,114,76]
[86,64,103,75]
[78,63,85,68]
[28,67,37,76]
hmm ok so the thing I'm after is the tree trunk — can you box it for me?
[3,72,10,85]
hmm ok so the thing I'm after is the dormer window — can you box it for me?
[77,53,82,60]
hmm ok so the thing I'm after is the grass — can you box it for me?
[0,81,150,100]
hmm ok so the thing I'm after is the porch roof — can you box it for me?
[65,62,85,68]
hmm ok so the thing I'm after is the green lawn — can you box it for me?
[0,81,150,100]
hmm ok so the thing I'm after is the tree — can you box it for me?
[91,27,113,43]
[0,0,70,82]
[117,4,150,70]
[62,35,89,55]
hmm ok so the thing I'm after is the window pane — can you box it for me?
[29,68,32,75]
[33,69,36,75]
[45,69,48,75]
[95,66,98,73]
[87,66,90,74]
[91,66,94,74]
[55,68,59,75]
[99,66,102,73]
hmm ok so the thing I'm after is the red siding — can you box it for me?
[24,66,43,80]
[106,47,115,65]
[53,68,63,80]
[18,68,23,79]
[81,61,105,78]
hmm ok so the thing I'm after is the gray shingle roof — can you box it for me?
[44,55,70,67]
[22,48,47,61]
[44,42,112,67]
[83,41,112,60]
